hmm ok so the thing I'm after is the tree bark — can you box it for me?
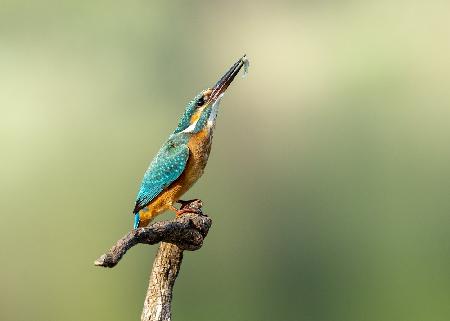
[141,243,183,321]
[94,200,211,321]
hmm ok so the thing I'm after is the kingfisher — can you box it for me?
[132,55,248,228]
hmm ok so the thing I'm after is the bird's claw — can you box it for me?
[176,208,203,216]
[176,199,204,216]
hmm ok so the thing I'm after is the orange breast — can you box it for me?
[175,127,213,196]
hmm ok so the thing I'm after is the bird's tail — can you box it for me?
[133,213,140,229]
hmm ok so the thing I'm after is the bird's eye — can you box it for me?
[196,96,205,107]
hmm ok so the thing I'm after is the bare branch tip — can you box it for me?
[94,254,107,267]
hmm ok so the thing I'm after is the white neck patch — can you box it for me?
[181,94,224,133]
[181,121,197,133]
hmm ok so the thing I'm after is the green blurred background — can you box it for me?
[1,1,450,320]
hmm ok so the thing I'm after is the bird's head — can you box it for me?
[174,55,248,134]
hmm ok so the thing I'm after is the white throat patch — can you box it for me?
[207,93,224,128]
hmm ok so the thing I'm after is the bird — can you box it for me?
[132,55,248,228]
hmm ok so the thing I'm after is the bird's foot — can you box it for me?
[176,199,203,216]
[176,208,203,216]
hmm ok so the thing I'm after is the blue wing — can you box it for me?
[133,141,189,214]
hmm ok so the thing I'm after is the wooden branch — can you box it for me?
[94,200,212,321]
[141,242,183,321]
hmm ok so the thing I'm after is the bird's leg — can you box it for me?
[169,204,180,214]
[175,199,203,216]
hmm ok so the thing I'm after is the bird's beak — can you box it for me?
[208,54,248,104]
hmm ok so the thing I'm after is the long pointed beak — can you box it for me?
[209,54,248,103]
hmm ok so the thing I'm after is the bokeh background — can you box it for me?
[1,1,450,321]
